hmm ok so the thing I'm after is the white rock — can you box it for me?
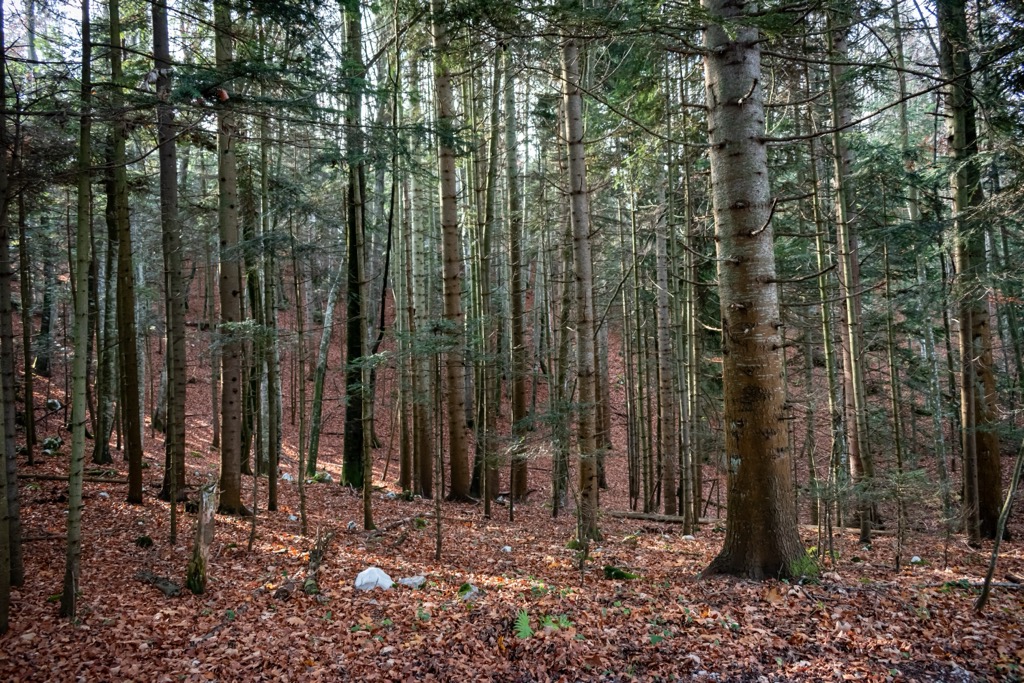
[282,472,295,482]
[384,491,396,500]
[355,567,393,591]
[98,492,110,499]
[501,545,512,553]
[681,535,696,541]
[347,521,358,532]
[288,514,298,521]
[459,583,480,601]
[911,556,923,565]
[398,576,426,589]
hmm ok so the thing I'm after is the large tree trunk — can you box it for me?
[431,0,471,500]
[342,0,369,491]
[0,0,17,628]
[104,0,144,506]
[562,38,600,541]
[938,0,1001,541]
[214,0,247,516]
[61,0,92,618]
[701,0,804,579]
[0,0,21,590]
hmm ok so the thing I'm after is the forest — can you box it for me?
[0,0,1023,679]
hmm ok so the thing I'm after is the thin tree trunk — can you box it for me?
[506,46,529,503]
[153,0,187,507]
[828,9,874,542]
[655,175,678,516]
[307,267,342,477]
[562,38,600,541]
[61,0,92,618]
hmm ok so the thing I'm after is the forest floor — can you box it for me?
[2,295,1024,682]
[1,415,1023,682]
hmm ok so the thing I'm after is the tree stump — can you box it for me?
[186,482,218,595]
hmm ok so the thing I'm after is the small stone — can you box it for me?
[282,472,295,482]
[501,545,512,553]
[910,556,923,565]
[398,576,426,589]
[347,521,358,532]
[384,492,396,500]
[458,583,480,601]
[380,646,395,655]
[99,492,110,499]
[681,535,696,541]
[288,514,298,522]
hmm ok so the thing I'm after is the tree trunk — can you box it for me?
[153,0,187,506]
[407,56,433,498]
[431,0,471,500]
[506,46,529,502]
[0,0,22,589]
[938,0,1001,541]
[307,266,342,477]
[92,171,116,465]
[61,0,92,618]
[701,0,804,579]
[828,9,875,542]
[343,0,369,492]
[562,38,600,541]
[99,0,143,506]
[214,0,247,516]
[655,176,678,516]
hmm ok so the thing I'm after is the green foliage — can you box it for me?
[941,579,972,593]
[788,551,820,582]
[603,566,639,580]
[514,610,533,639]
[540,614,574,631]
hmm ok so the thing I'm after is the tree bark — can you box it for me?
[214,0,247,516]
[701,0,804,579]
[0,0,22,589]
[938,0,1001,541]
[431,0,471,500]
[506,47,529,502]
[562,38,600,541]
[153,0,187,506]
[62,0,92,617]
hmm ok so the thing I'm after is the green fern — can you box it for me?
[514,610,534,639]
